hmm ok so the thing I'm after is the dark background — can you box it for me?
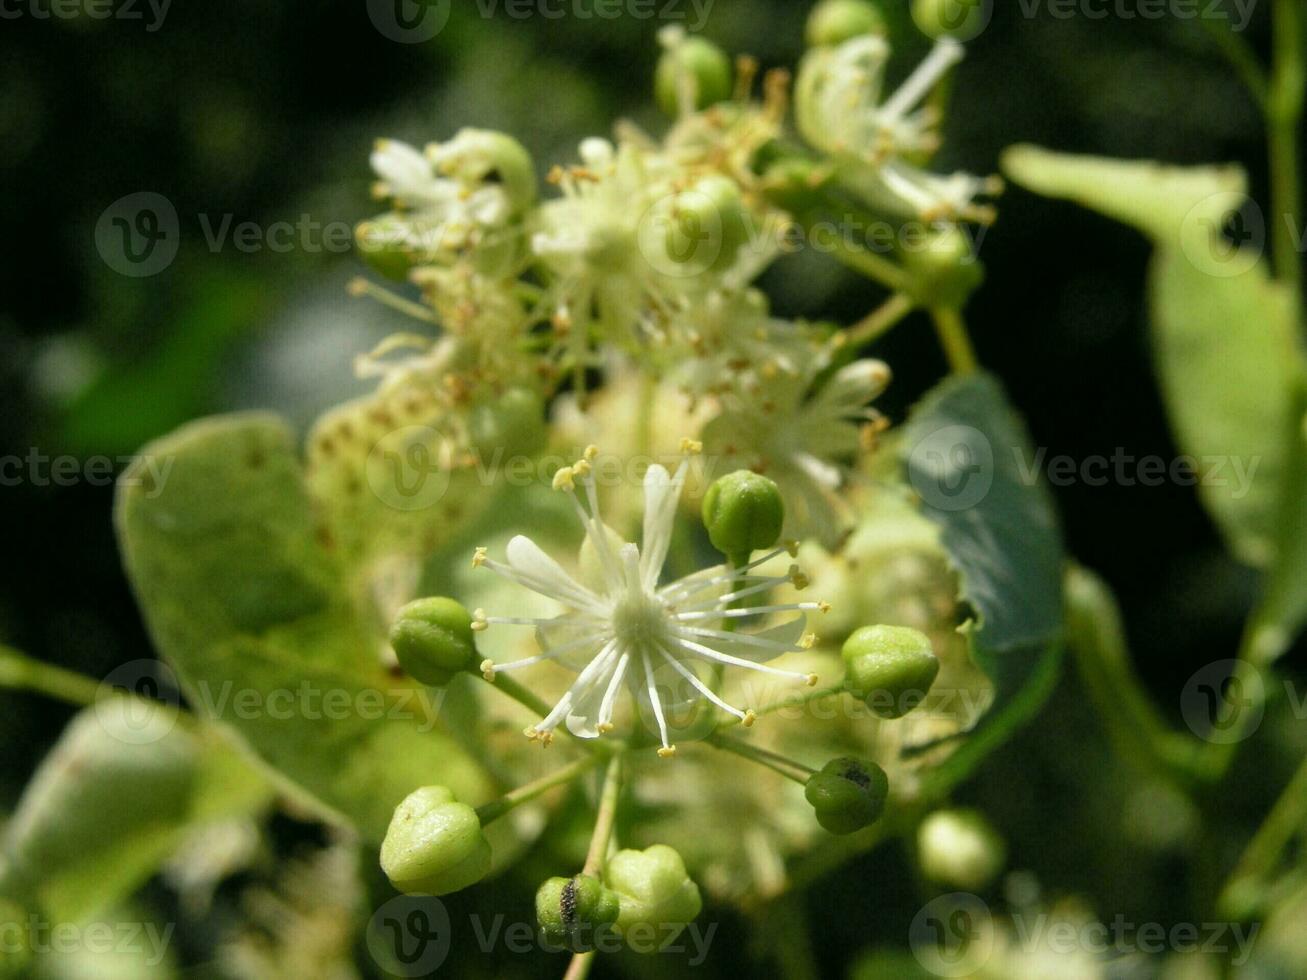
[0,0,1300,973]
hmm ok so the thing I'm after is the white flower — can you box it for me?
[471,444,827,757]
[795,37,999,223]
[703,359,891,544]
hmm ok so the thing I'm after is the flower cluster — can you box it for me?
[349,15,994,544]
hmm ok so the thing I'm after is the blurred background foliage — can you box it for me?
[0,0,1303,976]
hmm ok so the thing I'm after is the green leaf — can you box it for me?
[114,413,496,843]
[1,705,269,924]
[1002,145,1305,567]
[902,372,1065,766]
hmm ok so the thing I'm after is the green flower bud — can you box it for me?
[655,35,733,117]
[804,757,889,835]
[917,808,1005,890]
[355,214,418,282]
[380,785,492,896]
[702,470,785,562]
[759,156,831,215]
[912,0,989,40]
[661,175,751,275]
[467,388,547,461]
[536,874,621,952]
[901,227,984,310]
[841,625,939,719]
[390,597,479,687]
[806,0,886,47]
[605,845,702,951]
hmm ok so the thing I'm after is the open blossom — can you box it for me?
[471,444,828,756]
[795,36,999,223]
[703,358,891,544]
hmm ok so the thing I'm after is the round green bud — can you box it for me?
[702,470,785,561]
[355,214,417,282]
[390,598,479,687]
[804,757,889,835]
[605,845,702,952]
[912,0,989,41]
[901,227,984,310]
[467,388,547,461]
[806,0,886,47]
[660,175,751,275]
[655,36,733,117]
[842,625,939,719]
[917,808,1005,890]
[380,785,492,896]
[536,874,621,952]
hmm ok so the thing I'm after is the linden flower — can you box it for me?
[367,135,520,262]
[795,36,999,223]
[471,444,828,756]
[703,359,891,544]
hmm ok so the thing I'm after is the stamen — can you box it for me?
[672,636,815,684]
[598,648,631,732]
[655,645,747,721]
[880,38,963,121]
[675,601,827,622]
[641,651,672,752]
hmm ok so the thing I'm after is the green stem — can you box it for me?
[1197,17,1270,108]
[562,950,595,980]
[475,755,603,825]
[583,752,624,875]
[930,307,978,375]
[482,672,555,721]
[1064,568,1207,784]
[714,683,846,732]
[1218,753,1307,917]
[845,292,915,348]
[1268,0,1304,293]
[0,645,117,707]
[708,735,814,783]
[824,233,912,292]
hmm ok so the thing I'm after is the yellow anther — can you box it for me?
[742,709,757,728]
[552,466,576,491]
[789,565,810,591]
[657,745,678,759]
[806,673,819,687]
[572,458,592,479]
[799,632,817,650]
[471,609,489,632]
[472,547,488,568]
[679,437,703,455]
[584,445,600,461]
[785,540,800,557]
[817,601,832,614]
[597,722,615,734]
[480,659,496,681]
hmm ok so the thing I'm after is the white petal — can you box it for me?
[640,463,679,589]
[682,617,808,664]
[564,643,620,738]
[505,535,602,610]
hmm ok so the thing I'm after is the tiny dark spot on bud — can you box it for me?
[561,877,579,927]
[839,762,871,788]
